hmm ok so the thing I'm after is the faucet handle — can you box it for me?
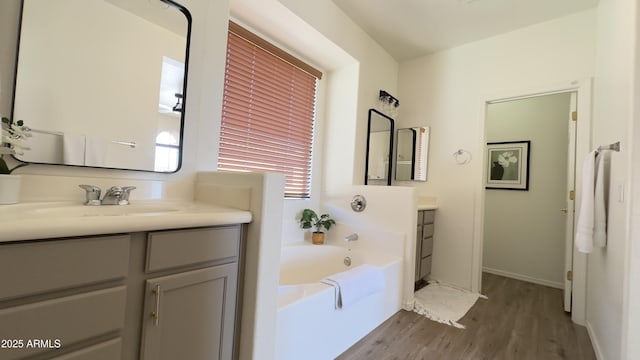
[79,184,102,205]
[119,186,136,205]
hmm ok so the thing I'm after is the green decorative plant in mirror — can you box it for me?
[0,117,31,174]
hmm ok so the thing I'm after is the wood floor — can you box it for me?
[337,273,596,360]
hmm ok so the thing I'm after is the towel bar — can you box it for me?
[25,127,136,148]
[597,141,620,152]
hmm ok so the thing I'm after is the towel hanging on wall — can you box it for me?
[575,150,611,253]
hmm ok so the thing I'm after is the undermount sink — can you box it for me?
[24,202,183,217]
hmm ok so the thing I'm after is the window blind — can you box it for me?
[218,22,321,199]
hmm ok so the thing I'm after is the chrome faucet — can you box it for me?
[344,233,359,242]
[79,185,136,205]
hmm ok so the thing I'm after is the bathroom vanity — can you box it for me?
[415,209,435,283]
[0,202,250,360]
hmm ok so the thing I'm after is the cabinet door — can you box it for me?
[139,264,238,360]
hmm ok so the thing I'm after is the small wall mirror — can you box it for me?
[12,0,191,172]
[395,126,430,181]
[365,109,394,185]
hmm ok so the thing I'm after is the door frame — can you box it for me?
[471,78,592,325]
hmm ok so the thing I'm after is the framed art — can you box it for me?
[485,141,530,191]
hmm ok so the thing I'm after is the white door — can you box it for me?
[563,92,578,312]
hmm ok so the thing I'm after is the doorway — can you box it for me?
[482,92,576,310]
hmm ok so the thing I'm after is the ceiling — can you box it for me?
[105,0,187,36]
[332,0,599,61]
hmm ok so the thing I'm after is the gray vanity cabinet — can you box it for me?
[415,210,435,282]
[0,225,245,360]
[139,227,241,360]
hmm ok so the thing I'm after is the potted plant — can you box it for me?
[0,117,31,204]
[299,208,336,245]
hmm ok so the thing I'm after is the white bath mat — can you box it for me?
[413,281,487,329]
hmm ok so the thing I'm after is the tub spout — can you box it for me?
[344,233,358,242]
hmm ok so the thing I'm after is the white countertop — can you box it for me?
[0,200,252,243]
[418,204,438,210]
[417,196,438,210]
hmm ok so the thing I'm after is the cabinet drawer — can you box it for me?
[50,338,122,360]
[0,286,126,360]
[423,223,434,238]
[0,235,130,301]
[421,237,434,257]
[146,226,241,272]
[419,255,432,279]
[416,211,424,227]
[423,210,435,224]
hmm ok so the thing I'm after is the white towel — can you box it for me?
[84,136,108,166]
[62,133,86,165]
[320,264,385,309]
[594,151,610,247]
[576,150,610,253]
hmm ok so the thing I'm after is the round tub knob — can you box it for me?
[350,194,366,212]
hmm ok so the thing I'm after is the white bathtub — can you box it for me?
[275,244,403,360]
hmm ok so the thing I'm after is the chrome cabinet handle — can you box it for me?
[560,208,569,214]
[151,284,161,326]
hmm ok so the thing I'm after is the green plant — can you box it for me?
[1,117,31,174]
[299,208,336,233]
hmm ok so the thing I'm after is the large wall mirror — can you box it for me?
[365,109,394,186]
[11,0,191,172]
[395,126,430,181]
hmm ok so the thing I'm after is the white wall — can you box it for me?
[277,0,399,194]
[588,0,637,359]
[397,10,596,290]
[0,1,19,119]
[323,185,417,309]
[625,2,640,358]
[483,93,571,288]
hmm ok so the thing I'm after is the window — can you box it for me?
[154,131,179,172]
[218,21,322,199]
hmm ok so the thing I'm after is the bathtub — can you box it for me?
[275,243,403,360]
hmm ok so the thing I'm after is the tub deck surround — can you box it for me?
[277,243,403,359]
[0,200,252,242]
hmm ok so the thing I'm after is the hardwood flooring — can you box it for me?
[337,273,596,360]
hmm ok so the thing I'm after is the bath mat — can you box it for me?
[413,281,487,329]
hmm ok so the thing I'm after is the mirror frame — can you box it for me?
[364,108,394,186]
[10,0,192,173]
[395,126,430,182]
[395,127,417,181]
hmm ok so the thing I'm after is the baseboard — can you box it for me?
[482,267,564,289]
[586,321,605,360]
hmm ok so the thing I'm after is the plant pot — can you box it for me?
[0,174,21,204]
[311,232,325,245]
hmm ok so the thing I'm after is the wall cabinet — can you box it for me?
[0,225,244,360]
[415,210,435,282]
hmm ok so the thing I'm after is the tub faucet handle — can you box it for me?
[344,233,359,242]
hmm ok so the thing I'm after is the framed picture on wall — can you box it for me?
[485,141,530,191]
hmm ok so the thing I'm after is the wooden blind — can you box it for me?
[218,22,320,198]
